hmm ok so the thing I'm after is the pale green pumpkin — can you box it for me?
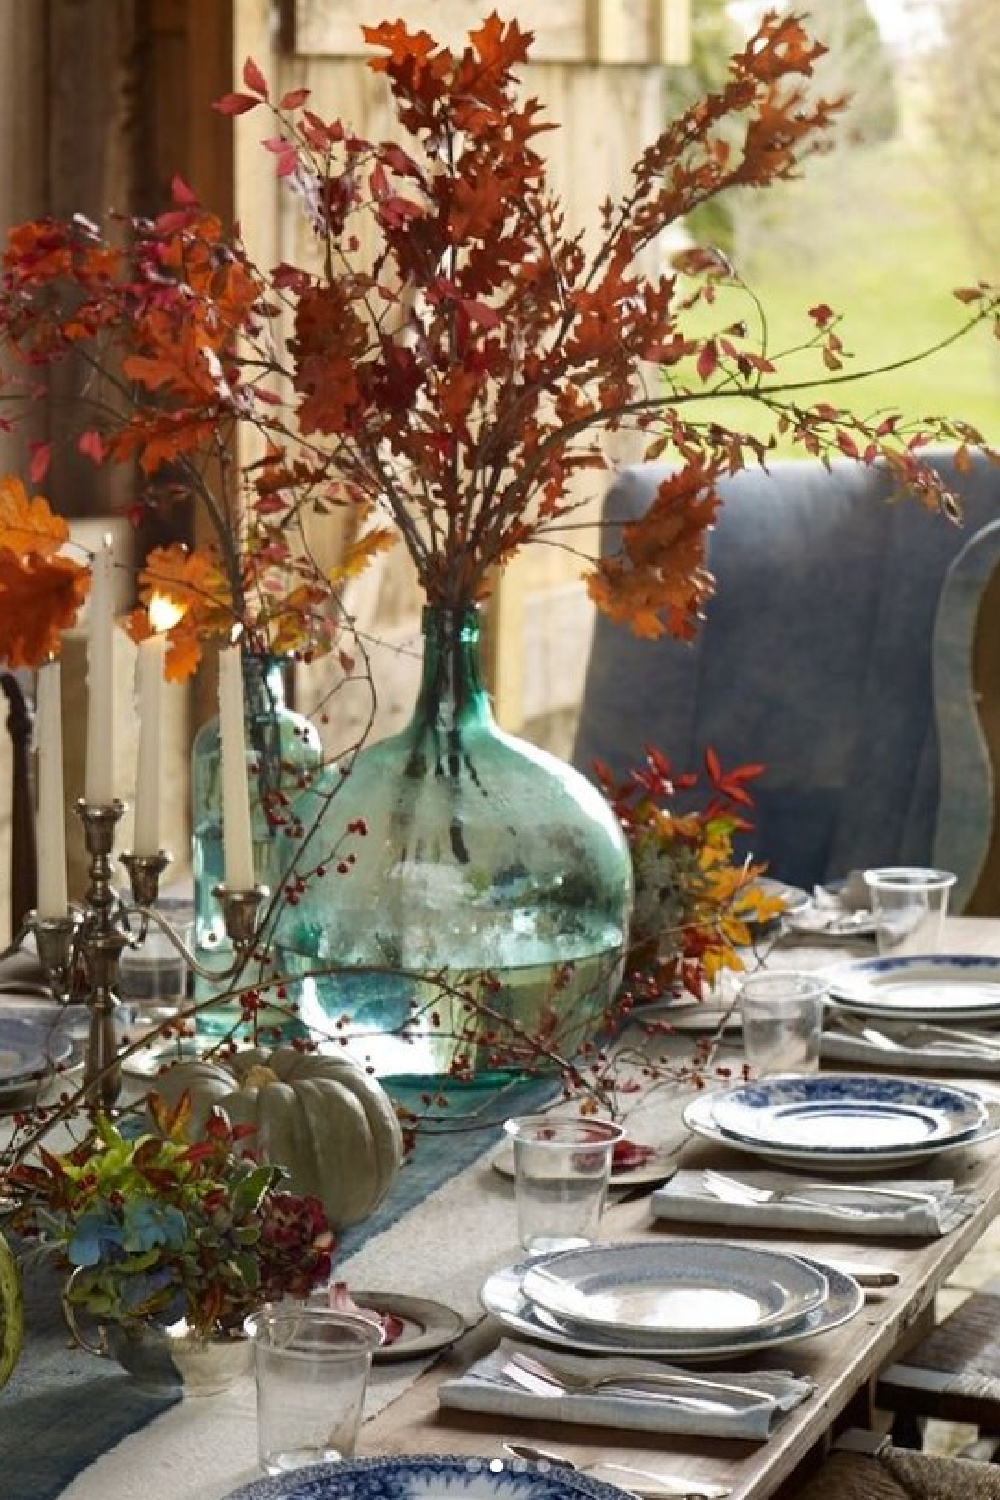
[154,1047,404,1228]
[0,1228,22,1390]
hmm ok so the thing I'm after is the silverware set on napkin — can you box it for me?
[700,1168,937,1217]
[829,1010,1000,1059]
[502,1347,774,1408]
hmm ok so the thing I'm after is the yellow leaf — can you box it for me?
[328,526,398,584]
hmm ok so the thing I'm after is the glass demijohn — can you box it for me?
[276,606,632,1082]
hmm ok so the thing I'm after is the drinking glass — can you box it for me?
[738,970,827,1075]
[248,1306,382,1476]
[503,1114,623,1254]
[863,867,956,957]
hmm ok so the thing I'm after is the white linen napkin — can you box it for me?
[439,1338,814,1441]
[821,1023,1000,1074]
[782,873,876,940]
[651,1168,974,1237]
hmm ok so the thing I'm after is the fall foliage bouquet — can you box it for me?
[596,747,781,1005]
[0,11,994,674]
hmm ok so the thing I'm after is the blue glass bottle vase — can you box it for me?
[191,652,322,1039]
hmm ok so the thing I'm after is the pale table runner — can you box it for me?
[53,1077,697,1500]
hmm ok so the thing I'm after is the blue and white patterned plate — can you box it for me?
[684,1083,1000,1172]
[222,1455,629,1500]
[711,1074,987,1155]
[481,1256,862,1361]
[824,954,1000,1022]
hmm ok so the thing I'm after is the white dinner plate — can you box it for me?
[623,995,742,1035]
[0,1012,73,1083]
[684,1083,1000,1172]
[824,954,1000,1022]
[521,1241,828,1339]
[222,1454,632,1500]
[481,1255,862,1361]
[710,1074,987,1155]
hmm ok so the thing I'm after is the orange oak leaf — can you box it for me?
[0,549,89,665]
[124,599,207,681]
[124,605,153,645]
[137,543,232,619]
[163,625,203,682]
[586,466,721,639]
[0,476,70,558]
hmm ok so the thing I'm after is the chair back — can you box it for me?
[573,449,1000,905]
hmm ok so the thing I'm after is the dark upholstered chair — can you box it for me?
[573,450,1000,908]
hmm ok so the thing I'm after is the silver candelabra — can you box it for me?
[29,798,267,1110]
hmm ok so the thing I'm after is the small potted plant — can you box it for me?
[7,1094,335,1395]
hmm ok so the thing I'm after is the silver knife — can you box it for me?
[503,1443,732,1498]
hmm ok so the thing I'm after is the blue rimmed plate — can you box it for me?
[684,1081,1000,1172]
[222,1455,632,1500]
[824,954,1000,1022]
[710,1074,987,1155]
[710,1074,983,1152]
[480,1256,862,1361]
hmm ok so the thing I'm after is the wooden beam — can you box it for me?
[286,0,691,66]
[653,0,691,65]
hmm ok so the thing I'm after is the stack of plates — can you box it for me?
[684,1073,996,1171]
[0,1011,74,1108]
[823,954,1000,1023]
[480,1240,863,1361]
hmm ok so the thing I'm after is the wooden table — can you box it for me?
[6,917,1000,1500]
[356,917,1000,1500]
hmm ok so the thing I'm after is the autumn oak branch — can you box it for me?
[0,10,994,673]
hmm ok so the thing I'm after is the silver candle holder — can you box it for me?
[28,798,268,1111]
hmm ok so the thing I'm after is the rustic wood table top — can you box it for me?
[357,917,1000,1500]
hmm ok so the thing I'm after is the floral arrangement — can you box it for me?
[0,12,993,676]
[0,7,993,1153]
[596,747,780,1006]
[7,1094,334,1337]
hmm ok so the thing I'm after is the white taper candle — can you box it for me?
[84,534,116,805]
[132,594,181,858]
[35,658,68,918]
[133,636,165,858]
[218,641,255,890]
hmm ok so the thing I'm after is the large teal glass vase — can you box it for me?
[191,652,322,1038]
[275,605,632,1084]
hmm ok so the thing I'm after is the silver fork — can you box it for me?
[702,1168,938,1214]
[833,1010,1000,1056]
[503,1347,774,1404]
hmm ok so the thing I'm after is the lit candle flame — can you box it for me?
[148,592,183,634]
